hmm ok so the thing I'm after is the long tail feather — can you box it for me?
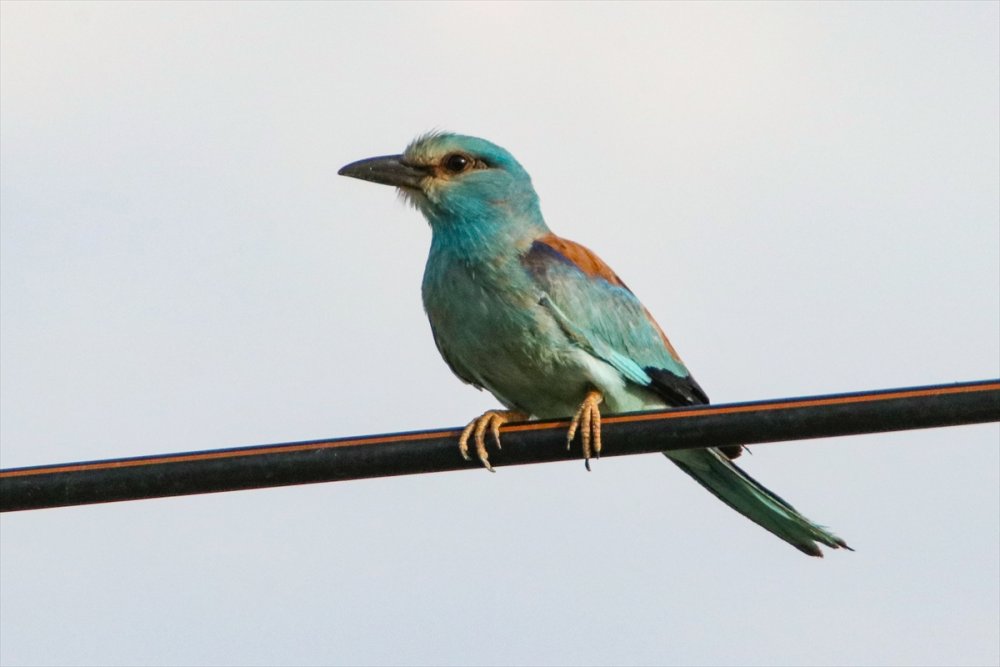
[665,448,850,557]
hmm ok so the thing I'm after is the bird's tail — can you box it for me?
[664,448,850,557]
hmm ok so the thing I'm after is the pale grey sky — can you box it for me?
[1,2,998,666]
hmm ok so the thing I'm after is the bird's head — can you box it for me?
[339,133,544,233]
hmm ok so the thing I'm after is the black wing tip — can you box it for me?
[643,366,710,407]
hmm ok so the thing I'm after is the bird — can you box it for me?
[339,132,850,557]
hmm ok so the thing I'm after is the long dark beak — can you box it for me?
[338,154,428,189]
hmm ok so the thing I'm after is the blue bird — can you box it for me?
[339,132,850,557]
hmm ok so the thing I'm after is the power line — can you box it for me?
[1,379,997,513]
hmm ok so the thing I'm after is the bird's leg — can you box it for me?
[566,390,603,471]
[458,410,528,472]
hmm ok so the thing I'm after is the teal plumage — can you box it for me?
[340,132,850,557]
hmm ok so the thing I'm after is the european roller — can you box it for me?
[339,132,850,557]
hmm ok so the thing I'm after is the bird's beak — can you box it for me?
[338,154,428,189]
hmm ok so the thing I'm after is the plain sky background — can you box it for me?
[1,2,998,666]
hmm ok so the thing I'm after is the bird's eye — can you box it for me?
[443,153,472,174]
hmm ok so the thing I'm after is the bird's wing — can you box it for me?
[522,233,709,407]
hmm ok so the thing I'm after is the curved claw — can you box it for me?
[458,410,528,472]
[566,390,603,470]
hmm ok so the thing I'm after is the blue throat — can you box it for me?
[422,194,548,265]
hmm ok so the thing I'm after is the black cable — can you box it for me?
[1,379,997,512]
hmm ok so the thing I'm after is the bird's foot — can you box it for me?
[567,390,603,471]
[458,410,528,472]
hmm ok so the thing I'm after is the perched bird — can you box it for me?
[339,132,850,557]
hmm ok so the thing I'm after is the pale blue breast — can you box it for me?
[421,245,662,418]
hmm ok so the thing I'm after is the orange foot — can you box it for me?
[458,410,529,472]
[566,390,603,471]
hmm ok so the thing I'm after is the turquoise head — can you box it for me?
[339,133,547,241]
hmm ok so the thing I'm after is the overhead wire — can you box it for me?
[1,379,997,512]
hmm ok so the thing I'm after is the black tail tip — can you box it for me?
[797,538,853,557]
[798,543,825,557]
